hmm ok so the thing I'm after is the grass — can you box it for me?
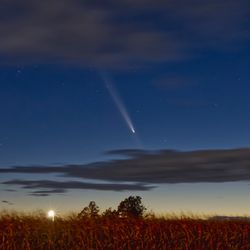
[1,211,250,249]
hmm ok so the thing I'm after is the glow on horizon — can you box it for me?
[48,210,55,221]
[3,183,250,217]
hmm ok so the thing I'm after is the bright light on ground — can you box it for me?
[48,210,55,221]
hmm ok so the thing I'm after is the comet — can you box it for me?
[100,71,136,135]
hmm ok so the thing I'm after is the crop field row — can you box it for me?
[1,214,250,250]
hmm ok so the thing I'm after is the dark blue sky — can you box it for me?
[1,0,250,214]
[1,52,249,166]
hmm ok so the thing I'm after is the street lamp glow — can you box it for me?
[48,210,55,221]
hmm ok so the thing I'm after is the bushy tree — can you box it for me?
[117,196,146,218]
[102,207,118,218]
[78,201,100,218]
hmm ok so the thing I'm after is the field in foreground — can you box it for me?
[1,213,250,250]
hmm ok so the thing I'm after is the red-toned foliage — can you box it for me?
[1,213,250,249]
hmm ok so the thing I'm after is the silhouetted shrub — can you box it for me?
[117,196,146,218]
[78,201,100,218]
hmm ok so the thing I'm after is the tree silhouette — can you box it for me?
[117,196,146,218]
[78,201,100,218]
[102,207,118,218]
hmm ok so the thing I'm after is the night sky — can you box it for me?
[1,0,250,216]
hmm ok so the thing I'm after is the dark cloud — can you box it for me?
[2,148,250,189]
[65,148,250,183]
[2,180,153,195]
[2,200,13,205]
[30,193,50,197]
[0,0,248,68]
[4,189,16,192]
[165,0,250,46]
[29,189,66,197]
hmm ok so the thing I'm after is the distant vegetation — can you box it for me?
[78,196,147,219]
[1,196,250,249]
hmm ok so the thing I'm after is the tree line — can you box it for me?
[78,196,147,219]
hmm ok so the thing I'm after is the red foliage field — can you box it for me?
[1,213,250,249]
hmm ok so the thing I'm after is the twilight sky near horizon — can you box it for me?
[1,0,250,215]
